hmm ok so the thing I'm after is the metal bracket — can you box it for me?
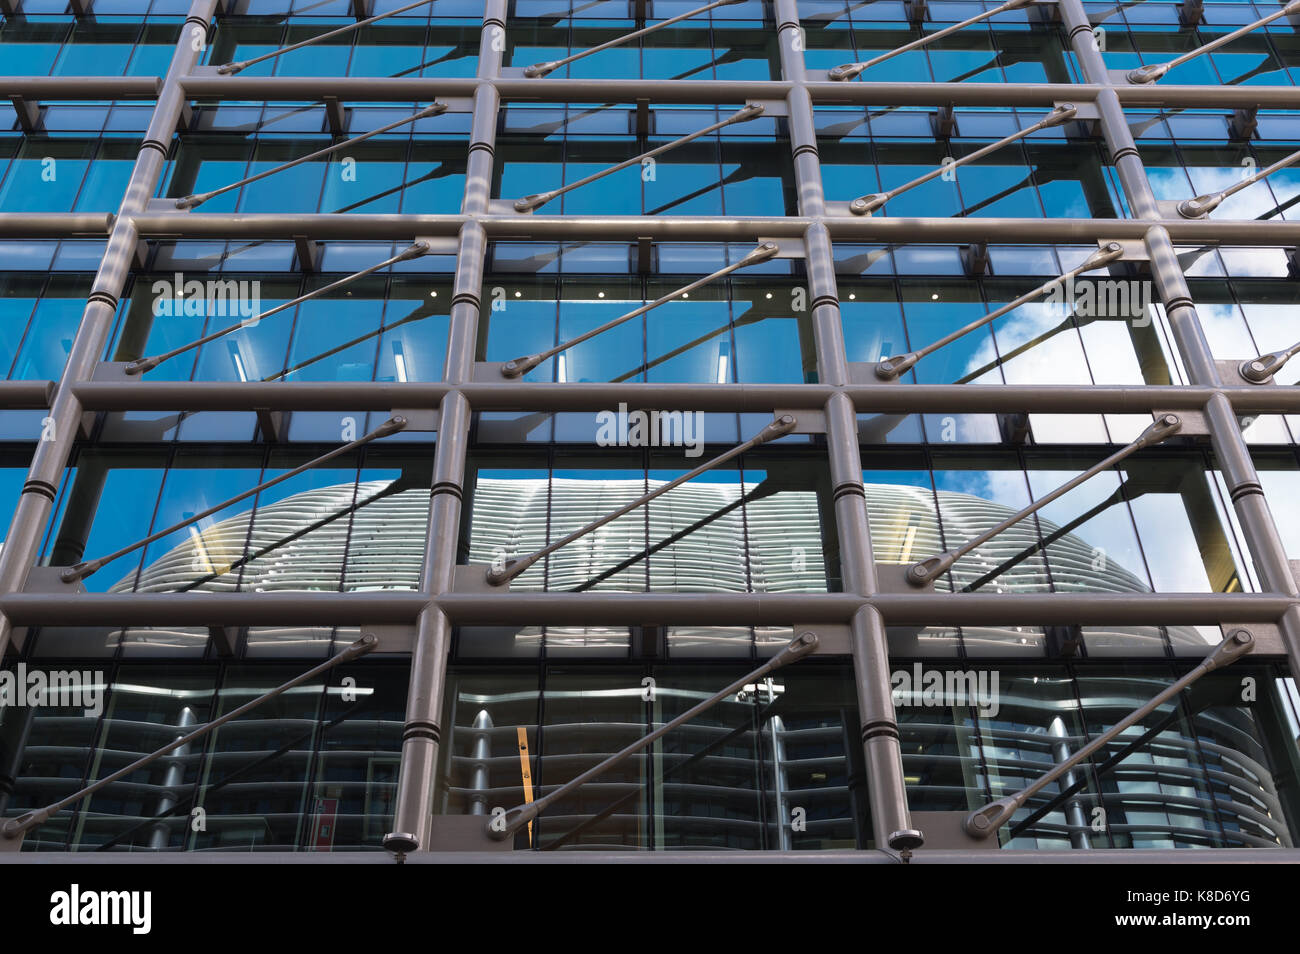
[931,105,956,140]
[875,563,933,593]
[755,236,806,258]
[390,408,439,432]
[323,96,348,137]
[961,243,989,278]
[472,361,508,382]
[635,236,655,274]
[749,98,789,119]
[907,811,985,850]
[21,565,86,594]
[413,235,459,256]
[455,563,504,592]
[1217,358,1270,387]
[208,625,239,656]
[1056,99,1099,137]
[1179,0,1204,26]
[433,96,475,114]
[1229,107,1258,141]
[255,408,285,442]
[146,197,184,214]
[92,361,133,381]
[293,235,321,273]
[997,411,1032,445]
[776,408,825,433]
[1210,622,1282,657]
[1152,407,1209,437]
[1155,198,1189,219]
[9,95,42,133]
[424,815,515,852]
[793,622,850,654]
[1096,238,1149,263]
[360,623,416,653]
[848,361,903,385]
[824,200,862,217]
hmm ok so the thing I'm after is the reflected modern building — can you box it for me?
[2,0,1300,862]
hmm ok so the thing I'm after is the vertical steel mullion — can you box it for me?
[775,0,915,850]
[386,0,506,854]
[1057,0,1300,668]
[0,0,221,657]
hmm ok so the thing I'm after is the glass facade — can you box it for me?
[1,0,1300,860]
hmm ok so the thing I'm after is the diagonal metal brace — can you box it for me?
[484,414,797,586]
[875,242,1123,380]
[849,104,1078,216]
[963,629,1254,839]
[513,104,764,212]
[1,633,379,850]
[524,0,745,78]
[487,630,818,842]
[173,105,447,210]
[499,242,779,378]
[906,413,1182,587]
[58,416,408,583]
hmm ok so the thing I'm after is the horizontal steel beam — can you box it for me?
[0,847,1296,864]
[0,214,112,237]
[0,77,159,99]
[0,591,427,626]
[0,590,1290,627]
[68,381,1300,415]
[174,76,1300,110]
[0,381,56,409]
[71,213,1300,245]
[5,75,1298,110]
[438,591,1296,626]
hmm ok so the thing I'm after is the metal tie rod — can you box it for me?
[174,104,448,209]
[217,0,440,75]
[875,242,1124,380]
[499,242,779,378]
[963,629,1254,839]
[485,414,797,585]
[523,0,745,78]
[0,633,379,848]
[59,416,408,583]
[514,103,764,212]
[126,242,430,375]
[1178,145,1300,218]
[905,413,1183,587]
[1240,337,1300,384]
[1128,1,1300,84]
[828,0,1035,81]
[849,104,1077,215]
[487,630,818,841]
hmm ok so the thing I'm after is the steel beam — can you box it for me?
[779,0,917,853]
[66,381,1300,414]
[0,591,1289,627]
[0,0,222,658]
[385,0,506,859]
[58,213,1300,244]
[1060,0,1300,675]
